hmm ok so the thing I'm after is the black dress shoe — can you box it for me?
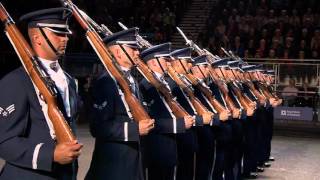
[255,167,264,172]
[269,156,275,161]
[242,172,258,179]
[264,162,271,167]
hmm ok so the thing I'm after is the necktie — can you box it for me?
[48,62,70,117]
[159,75,165,83]
[123,69,131,78]
[159,75,171,90]
[124,70,136,95]
[50,62,59,72]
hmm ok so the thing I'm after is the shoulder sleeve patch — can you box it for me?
[93,101,108,110]
[0,104,15,118]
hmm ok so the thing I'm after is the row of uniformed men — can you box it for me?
[85,26,282,180]
[0,7,281,180]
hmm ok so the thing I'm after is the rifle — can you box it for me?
[130,57,190,118]
[230,50,279,101]
[173,27,229,114]
[60,0,151,122]
[225,50,267,105]
[0,3,75,143]
[118,22,152,48]
[184,73,227,114]
[228,51,273,98]
[167,64,212,116]
[177,27,241,116]
[90,20,190,118]
[255,72,279,100]
[119,23,212,118]
[207,67,239,113]
[221,47,256,108]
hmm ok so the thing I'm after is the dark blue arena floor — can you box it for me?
[1,126,320,180]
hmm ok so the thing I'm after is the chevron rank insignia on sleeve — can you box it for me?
[0,104,15,117]
[93,101,108,110]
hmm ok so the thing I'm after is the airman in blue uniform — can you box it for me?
[166,48,214,180]
[0,7,83,180]
[138,43,195,180]
[209,58,238,180]
[189,55,231,180]
[85,28,154,180]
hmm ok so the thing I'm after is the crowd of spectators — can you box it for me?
[68,0,191,52]
[0,0,192,102]
[2,0,320,109]
[198,0,320,60]
[0,0,191,54]
[3,0,320,60]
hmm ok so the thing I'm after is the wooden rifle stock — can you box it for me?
[184,73,227,114]
[257,82,278,99]
[62,0,150,122]
[228,82,253,110]
[89,20,190,119]
[0,3,75,143]
[244,81,267,103]
[207,67,238,112]
[255,72,279,100]
[131,57,189,118]
[184,38,235,114]
[266,84,279,99]
[191,41,255,111]
[167,65,210,116]
[207,65,251,112]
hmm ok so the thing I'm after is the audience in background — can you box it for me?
[199,0,320,59]
[282,79,299,106]
[0,0,191,53]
